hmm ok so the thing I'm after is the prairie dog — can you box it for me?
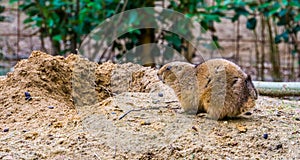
[157,59,258,120]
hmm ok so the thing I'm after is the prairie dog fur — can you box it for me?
[157,59,258,120]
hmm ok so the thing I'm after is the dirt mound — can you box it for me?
[0,51,170,159]
[0,51,159,108]
[0,51,72,106]
[0,51,299,159]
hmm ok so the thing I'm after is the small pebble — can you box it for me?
[295,117,300,121]
[25,91,30,97]
[192,126,198,132]
[275,144,283,150]
[152,100,160,104]
[25,91,32,101]
[236,124,247,133]
[274,110,283,117]
[48,106,54,109]
[140,121,151,125]
[158,92,163,97]
[111,112,116,114]
[3,128,9,132]
[263,133,268,139]
[244,112,252,115]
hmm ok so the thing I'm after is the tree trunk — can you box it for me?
[260,14,265,81]
[51,37,61,55]
[266,18,281,81]
[138,29,156,67]
[253,29,260,80]
[182,40,194,62]
[136,0,155,67]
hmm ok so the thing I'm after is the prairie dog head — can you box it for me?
[219,59,258,103]
[157,61,195,85]
[157,61,200,114]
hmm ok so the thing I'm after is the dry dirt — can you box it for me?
[0,51,299,159]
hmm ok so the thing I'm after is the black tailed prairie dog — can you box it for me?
[157,59,258,120]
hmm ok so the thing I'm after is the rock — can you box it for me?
[275,144,283,150]
[48,106,54,109]
[140,121,151,125]
[236,124,247,133]
[24,131,39,140]
[158,92,163,97]
[3,128,9,132]
[25,91,32,101]
[263,133,268,139]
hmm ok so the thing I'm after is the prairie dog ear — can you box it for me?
[246,74,252,81]
[245,74,258,99]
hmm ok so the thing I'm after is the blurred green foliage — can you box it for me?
[9,0,300,60]
[10,0,120,54]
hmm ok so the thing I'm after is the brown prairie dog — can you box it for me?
[157,59,258,120]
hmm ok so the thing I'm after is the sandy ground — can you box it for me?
[0,51,299,159]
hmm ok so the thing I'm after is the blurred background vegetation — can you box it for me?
[0,0,299,82]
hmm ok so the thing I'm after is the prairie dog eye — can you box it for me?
[166,66,172,70]
[232,77,239,86]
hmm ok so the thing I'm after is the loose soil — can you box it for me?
[0,51,299,159]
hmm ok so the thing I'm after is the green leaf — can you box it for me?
[275,35,281,44]
[129,11,138,24]
[212,35,218,41]
[32,16,43,27]
[47,18,54,27]
[291,49,297,55]
[212,10,226,17]
[128,29,141,35]
[231,14,239,22]
[294,14,300,22]
[282,32,289,42]
[170,0,178,8]
[275,32,289,44]
[266,3,280,17]
[282,0,288,6]
[223,0,232,6]
[19,3,35,11]
[235,7,249,16]
[258,2,271,10]
[53,35,62,42]
[292,25,300,33]
[200,21,208,31]
[23,18,34,24]
[185,13,193,18]
[290,1,300,8]
[278,9,287,17]
[246,17,257,30]
[165,34,181,49]
[277,16,288,26]
[9,0,18,4]
[106,10,115,18]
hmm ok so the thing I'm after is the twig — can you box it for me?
[94,153,101,160]
[118,105,180,120]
